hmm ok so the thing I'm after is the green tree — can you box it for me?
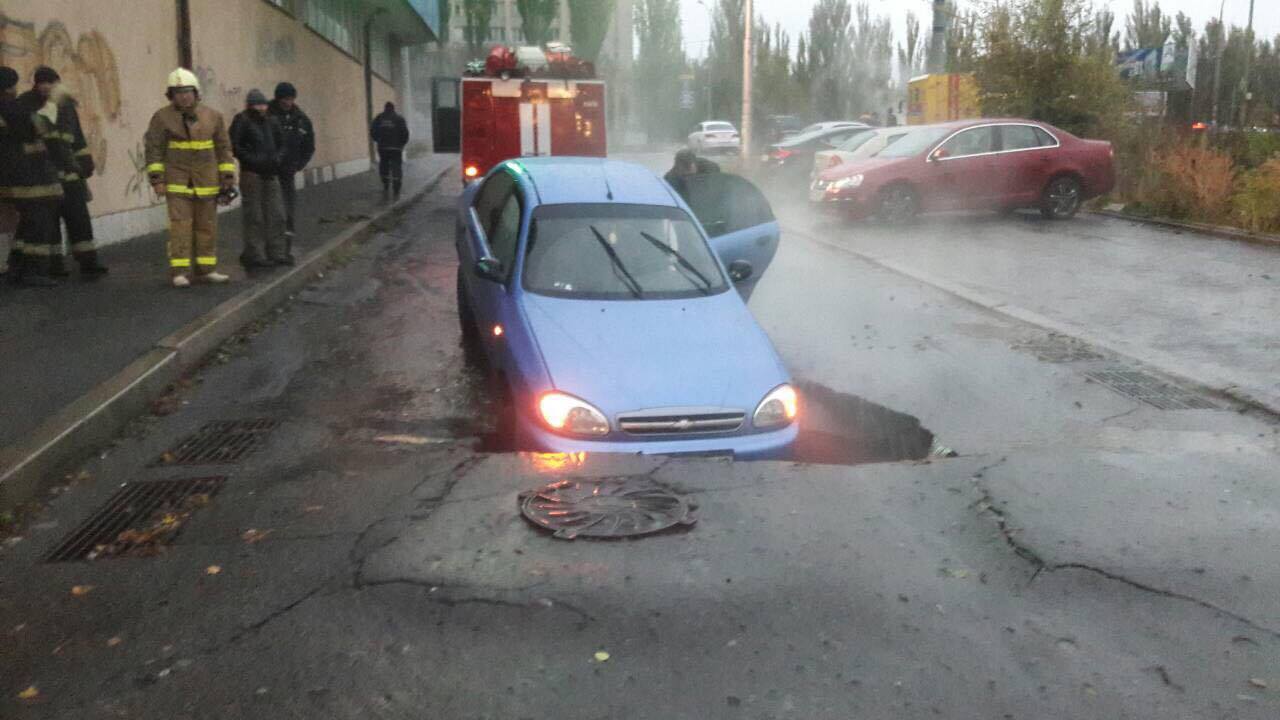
[437,0,451,46]
[568,0,616,62]
[706,0,747,120]
[634,0,686,140]
[1085,9,1118,60]
[805,0,853,119]
[1125,0,1171,50]
[463,0,495,55]
[517,0,560,46]
[898,11,923,83]
[974,0,1129,137]
[946,9,981,72]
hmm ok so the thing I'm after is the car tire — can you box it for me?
[1040,175,1082,220]
[878,184,920,224]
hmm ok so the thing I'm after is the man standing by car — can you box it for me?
[370,101,409,201]
[663,148,720,199]
[230,89,288,269]
[269,81,314,255]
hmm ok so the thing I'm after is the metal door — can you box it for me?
[432,76,461,153]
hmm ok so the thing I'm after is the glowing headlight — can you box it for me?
[753,384,799,429]
[538,392,610,436]
[830,174,864,191]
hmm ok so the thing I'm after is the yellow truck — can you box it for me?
[906,73,980,125]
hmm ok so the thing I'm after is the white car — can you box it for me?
[810,126,916,181]
[688,121,741,154]
[797,121,864,136]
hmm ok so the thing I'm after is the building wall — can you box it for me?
[0,0,402,245]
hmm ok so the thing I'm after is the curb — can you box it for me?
[1088,209,1280,249]
[786,224,1280,419]
[0,167,453,510]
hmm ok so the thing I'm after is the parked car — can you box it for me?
[762,114,805,143]
[455,157,795,459]
[688,121,742,155]
[810,126,916,181]
[797,121,865,136]
[760,124,871,185]
[811,119,1115,222]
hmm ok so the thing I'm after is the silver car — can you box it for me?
[688,121,742,155]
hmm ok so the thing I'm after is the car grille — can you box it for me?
[618,409,746,436]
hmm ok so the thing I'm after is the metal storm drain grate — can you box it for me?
[46,477,226,562]
[519,476,697,540]
[1012,336,1104,363]
[1085,369,1220,410]
[152,419,280,466]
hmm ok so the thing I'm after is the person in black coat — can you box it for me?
[370,102,409,200]
[230,89,289,268]
[268,82,315,239]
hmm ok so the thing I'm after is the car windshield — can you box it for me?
[523,204,729,300]
[872,126,951,158]
[705,122,735,132]
[835,130,879,153]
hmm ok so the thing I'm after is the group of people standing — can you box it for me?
[3,64,410,291]
[144,69,316,286]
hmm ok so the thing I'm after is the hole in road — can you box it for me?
[792,381,940,465]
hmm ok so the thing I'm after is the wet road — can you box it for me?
[2,166,1278,719]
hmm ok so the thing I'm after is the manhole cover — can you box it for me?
[46,477,226,562]
[1085,368,1220,410]
[152,419,280,466]
[518,477,697,540]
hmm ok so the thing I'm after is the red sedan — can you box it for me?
[810,119,1115,222]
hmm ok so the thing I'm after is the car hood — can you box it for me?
[818,156,905,182]
[521,292,788,415]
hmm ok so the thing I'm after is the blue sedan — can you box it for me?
[455,157,795,460]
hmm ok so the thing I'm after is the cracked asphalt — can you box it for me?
[2,165,1279,718]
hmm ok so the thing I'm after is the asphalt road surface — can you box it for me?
[1,161,1278,719]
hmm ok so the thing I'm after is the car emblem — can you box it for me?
[674,418,693,431]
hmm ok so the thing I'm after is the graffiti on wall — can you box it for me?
[0,12,122,173]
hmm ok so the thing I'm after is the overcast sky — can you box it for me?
[679,0,1279,58]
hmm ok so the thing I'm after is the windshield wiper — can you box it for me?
[589,225,643,299]
[639,230,713,294]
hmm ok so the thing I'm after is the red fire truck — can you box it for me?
[433,45,607,183]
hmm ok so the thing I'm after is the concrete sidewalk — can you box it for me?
[0,155,456,504]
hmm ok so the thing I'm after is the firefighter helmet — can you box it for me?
[166,68,201,94]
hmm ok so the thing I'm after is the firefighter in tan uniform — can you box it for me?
[144,68,236,287]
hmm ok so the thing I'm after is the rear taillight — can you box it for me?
[827,156,842,168]
[771,149,793,161]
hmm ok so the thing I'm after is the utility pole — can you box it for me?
[1209,0,1226,131]
[929,0,948,74]
[740,0,753,160]
[1237,0,1256,127]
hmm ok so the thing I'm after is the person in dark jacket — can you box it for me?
[370,101,409,200]
[2,66,68,286]
[268,82,315,241]
[230,89,288,268]
[20,67,107,278]
[663,148,720,200]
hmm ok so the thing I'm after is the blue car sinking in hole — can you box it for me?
[455,157,795,460]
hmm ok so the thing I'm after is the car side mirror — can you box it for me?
[474,257,505,283]
[930,148,950,162]
[728,259,753,283]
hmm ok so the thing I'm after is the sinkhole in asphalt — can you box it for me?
[471,374,941,466]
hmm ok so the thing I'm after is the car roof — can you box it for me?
[507,157,679,208]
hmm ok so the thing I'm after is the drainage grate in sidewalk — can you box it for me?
[1012,336,1104,363]
[45,477,226,562]
[152,419,280,466]
[1085,369,1220,410]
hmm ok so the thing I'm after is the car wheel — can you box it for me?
[878,184,920,224]
[1041,175,1082,219]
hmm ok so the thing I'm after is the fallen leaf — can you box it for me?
[1249,678,1268,689]
[159,451,176,464]
[106,636,122,647]
[205,565,222,576]
[241,529,273,544]
[13,623,27,634]
[70,585,94,597]
[18,685,39,700]
[593,651,610,663]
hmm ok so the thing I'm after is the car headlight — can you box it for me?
[538,392,610,436]
[830,174,864,191]
[753,384,799,429]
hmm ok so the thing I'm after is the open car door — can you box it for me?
[677,173,780,300]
